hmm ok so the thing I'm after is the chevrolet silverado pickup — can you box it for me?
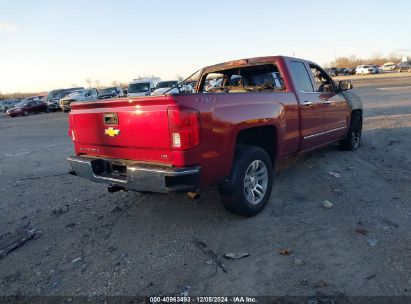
[67,56,363,216]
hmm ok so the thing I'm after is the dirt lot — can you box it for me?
[0,76,410,299]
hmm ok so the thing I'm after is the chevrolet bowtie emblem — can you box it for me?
[105,127,120,137]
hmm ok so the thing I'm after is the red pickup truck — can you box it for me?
[67,56,362,216]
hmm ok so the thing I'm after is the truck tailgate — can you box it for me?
[69,97,175,164]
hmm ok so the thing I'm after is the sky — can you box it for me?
[1,0,410,93]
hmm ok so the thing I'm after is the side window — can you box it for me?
[289,61,314,92]
[309,65,335,93]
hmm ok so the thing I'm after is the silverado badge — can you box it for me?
[105,127,120,137]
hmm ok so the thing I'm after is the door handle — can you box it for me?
[324,100,332,104]
[303,101,312,106]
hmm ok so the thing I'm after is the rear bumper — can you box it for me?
[67,155,200,193]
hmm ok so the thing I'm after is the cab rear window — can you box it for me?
[200,64,285,93]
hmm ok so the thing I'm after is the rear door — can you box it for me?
[288,60,326,151]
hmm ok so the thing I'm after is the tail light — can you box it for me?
[168,107,200,150]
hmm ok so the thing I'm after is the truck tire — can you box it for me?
[219,145,273,217]
[340,112,362,151]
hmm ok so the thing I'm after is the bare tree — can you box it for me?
[85,78,92,88]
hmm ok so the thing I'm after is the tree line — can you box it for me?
[326,54,404,68]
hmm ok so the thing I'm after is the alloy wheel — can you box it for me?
[243,160,268,205]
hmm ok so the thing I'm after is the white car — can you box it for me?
[355,65,376,75]
[381,62,397,71]
[60,88,98,112]
[151,80,180,96]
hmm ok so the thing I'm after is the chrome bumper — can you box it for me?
[67,155,200,193]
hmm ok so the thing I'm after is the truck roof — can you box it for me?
[202,55,308,73]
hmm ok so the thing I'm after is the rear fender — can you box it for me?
[216,103,285,175]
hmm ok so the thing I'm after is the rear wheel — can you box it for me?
[340,112,362,151]
[219,146,273,217]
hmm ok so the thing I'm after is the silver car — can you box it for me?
[0,99,19,112]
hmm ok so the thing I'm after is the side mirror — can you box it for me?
[338,80,353,91]
[150,87,155,92]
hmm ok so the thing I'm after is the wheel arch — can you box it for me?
[234,125,278,167]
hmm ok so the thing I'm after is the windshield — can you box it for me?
[156,81,178,89]
[47,90,62,100]
[66,91,83,98]
[99,87,118,95]
[56,90,73,99]
[16,99,31,107]
[128,82,150,93]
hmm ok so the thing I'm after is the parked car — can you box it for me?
[345,67,356,75]
[0,99,19,112]
[325,67,339,76]
[60,88,98,112]
[47,87,84,112]
[373,65,381,74]
[127,79,159,97]
[97,87,126,100]
[151,81,180,96]
[337,68,348,75]
[150,81,193,95]
[397,61,411,72]
[6,97,48,117]
[381,62,397,71]
[356,65,375,75]
[67,55,362,217]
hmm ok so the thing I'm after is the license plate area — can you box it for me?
[91,159,127,179]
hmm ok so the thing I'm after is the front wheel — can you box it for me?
[219,146,273,217]
[340,112,362,151]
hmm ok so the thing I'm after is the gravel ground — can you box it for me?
[0,77,410,299]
